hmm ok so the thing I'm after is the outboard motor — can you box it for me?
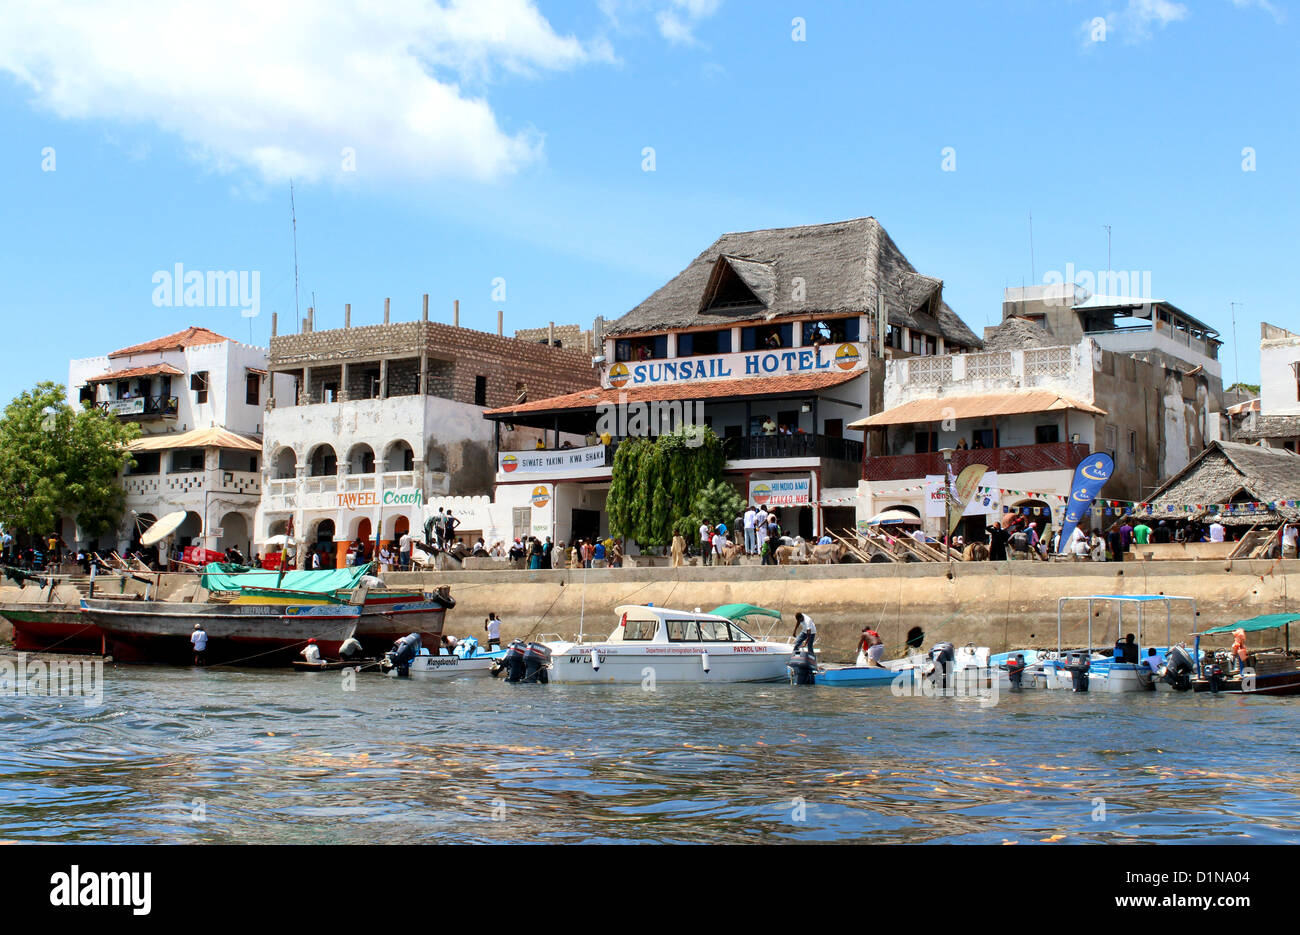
[522,642,552,684]
[383,632,422,678]
[788,651,818,685]
[492,639,528,681]
[1159,645,1195,692]
[1064,650,1091,692]
[928,642,956,691]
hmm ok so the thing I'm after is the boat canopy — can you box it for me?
[200,563,375,596]
[1200,613,1300,636]
[709,603,782,620]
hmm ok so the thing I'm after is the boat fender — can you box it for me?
[590,650,600,671]
[701,650,710,674]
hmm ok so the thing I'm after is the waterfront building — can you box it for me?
[255,300,596,566]
[853,284,1228,538]
[67,326,292,556]
[482,217,982,546]
[1142,440,1300,531]
[1233,322,1300,451]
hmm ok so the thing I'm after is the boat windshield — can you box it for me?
[623,618,658,640]
[666,619,755,642]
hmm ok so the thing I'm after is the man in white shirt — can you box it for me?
[399,531,413,570]
[1209,521,1226,543]
[1068,525,1088,560]
[711,529,726,562]
[743,506,757,554]
[190,623,208,666]
[484,613,502,649]
[1282,523,1297,559]
[792,612,817,653]
[300,638,323,664]
[311,549,322,570]
[697,522,711,565]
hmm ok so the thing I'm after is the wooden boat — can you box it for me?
[1162,613,1300,696]
[82,597,361,666]
[0,603,105,654]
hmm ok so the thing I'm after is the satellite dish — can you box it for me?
[140,510,187,546]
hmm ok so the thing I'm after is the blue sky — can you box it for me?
[1,0,1294,402]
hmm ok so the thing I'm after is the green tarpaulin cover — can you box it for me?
[1200,613,1300,636]
[709,603,782,620]
[200,562,374,598]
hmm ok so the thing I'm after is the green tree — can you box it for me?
[682,479,747,544]
[606,425,730,549]
[0,382,139,543]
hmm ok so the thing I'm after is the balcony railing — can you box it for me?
[864,442,1090,481]
[727,433,864,463]
[97,395,179,418]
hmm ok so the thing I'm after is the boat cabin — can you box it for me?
[605,605,758,644]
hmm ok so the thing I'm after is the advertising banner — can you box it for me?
[924,471,1000,518]
[1057,453,1115,553]
[750,477,812,507]
[499,445,605,475]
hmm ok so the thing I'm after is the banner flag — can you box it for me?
[1057,453,1115,554]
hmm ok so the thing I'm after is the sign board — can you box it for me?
[749,477,812,508]
[499,444,605,475]
[604,342,867,389]
[923,472,1001,518]
[106,397,146,416]
[529,484,554,538]
[336,488,423,510]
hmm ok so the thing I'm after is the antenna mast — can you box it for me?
[1229,301,1244,388]
[1028,212,1035,283]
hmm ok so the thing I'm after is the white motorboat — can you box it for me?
[1040,595,1198,693]
[545,604,795,684]
[387,647,502,678]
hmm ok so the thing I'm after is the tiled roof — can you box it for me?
[87,363,184,383]
[851,391,1106,428]
[484,370,865,417]
[110,326,231,358]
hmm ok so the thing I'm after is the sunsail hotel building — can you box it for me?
[484,218,982,545]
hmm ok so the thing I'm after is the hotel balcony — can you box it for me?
[863,442,1090,481]
[97,395,180,420]
[123,469,261,499]
[262,470,437,513]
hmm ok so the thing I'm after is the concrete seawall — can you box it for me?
[387,559,1300,662]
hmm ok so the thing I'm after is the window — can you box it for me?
[191,371,209,404]
[824,418,843,438]
[677,329,732,356]
[1035,424,1060,445]
[667,619,702,642]
[117,381,130,399]
[886,325,903,349]
[741,323,793,351]
[698,620,734,642]
[915,430,938,453]
[801,318,860,344]
[1104,424,1118,459]
[777,409,799,432]
[1128,431,1137,453]
[511,507,531,541]
[78,385,94,404]
[474,375,487,407]
[972,429,998,450]
[614,336,667,362]
[925,335,938,356]
[246,373,260,406]
[910,334,922,355]
[622,617,657,641]
[322,383,338,404]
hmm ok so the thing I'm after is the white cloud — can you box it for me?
[1229,0,1286,24]
[1118,0,1189,41]
[656,0,723,45]
[0,0,614,184]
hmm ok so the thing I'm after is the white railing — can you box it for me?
[1024,346,1072,377]
[965,351,1013,381]
[907,356,953,385]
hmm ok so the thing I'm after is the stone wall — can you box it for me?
[385,559,1300,663]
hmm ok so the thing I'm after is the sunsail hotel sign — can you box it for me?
[603,342,866,388]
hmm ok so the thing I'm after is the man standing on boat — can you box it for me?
[485,613,502,650]
[191,623,208,666]
[792,612,816,654]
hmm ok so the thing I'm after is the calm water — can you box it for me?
[1,658,1298,844]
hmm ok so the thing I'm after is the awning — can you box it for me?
[1199,613,1300,636]
[867,509,921,525]
[709,603,783,620]
[88,363,184,383]
[850,391,1107,429]
[129,427,262,453]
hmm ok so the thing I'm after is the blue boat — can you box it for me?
[812,664,899,687]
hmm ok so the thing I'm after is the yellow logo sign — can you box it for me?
[608,362,631,388]
[834,343,861,370]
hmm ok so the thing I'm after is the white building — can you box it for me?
[1235,322,1300,452]
[255,306,596,566]
[67,326,292,556]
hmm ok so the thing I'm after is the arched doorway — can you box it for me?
[353,516,373,561]
[347,443,376,475]
[383,440,414,473]
[273,447,298,479]
[308,444,338,477]
[218,512,250,558]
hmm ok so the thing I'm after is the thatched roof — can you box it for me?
[981,316,1055,352]
[1234,414,1300,442]
[1144,440,1300,522]
[607,217,982,348]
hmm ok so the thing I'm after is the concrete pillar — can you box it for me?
[547,321,555,346]
[345,303,351,328]
[306,307,314,333]
[422,294,429,322]
[300,367,312,405]
[384,298,390,324]
[419,354,428,397]
[339,362,350,401]
[454,300,460,327]
[379,359,388,400]
[497,310,503,336]
[271,312,278,337]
